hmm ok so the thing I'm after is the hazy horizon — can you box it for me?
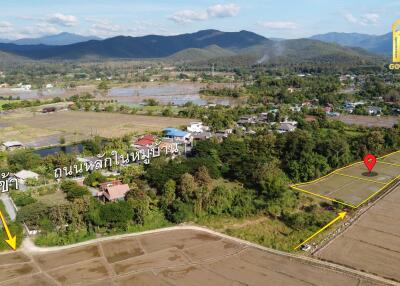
[0,29,392,43]
[1,0,398,40]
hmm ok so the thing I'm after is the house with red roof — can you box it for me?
[134,134,155,148]
[99,180,130,202]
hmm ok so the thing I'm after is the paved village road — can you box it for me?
[0,193,17,221]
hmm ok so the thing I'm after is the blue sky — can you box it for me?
[1,0,400,39]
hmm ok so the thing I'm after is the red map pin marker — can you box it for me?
[363,154,377,172]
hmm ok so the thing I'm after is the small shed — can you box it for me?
[14,170,39,184]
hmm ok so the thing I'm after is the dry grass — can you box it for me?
[0,110,192,145]
[332,114,399,128]
[317,185,400,282]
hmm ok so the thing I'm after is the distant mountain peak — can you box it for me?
[0,29,382,66]
[0,29,269,60]
[1,33,101,46]
[310,32,391,55]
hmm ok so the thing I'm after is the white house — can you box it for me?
[45,83,53,89]
[187,122,209,133]
[281,117,298,127]
[277,123,297,133]
[1,141,24,151]
[289,105,302,112]
[14,170,39,184]
[367,106,382,116]
[17,83,31,90]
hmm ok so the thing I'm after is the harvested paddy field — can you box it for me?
[292,151,400,208]
[316,185,400,283]
[0,110,191,146]
[0,228,388,286]
[332,115,399,128]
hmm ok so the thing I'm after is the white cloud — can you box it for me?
[344,12,380,26]
[0,21,12,28]
[207,4,240,18]
[16,23,60,38]
[89,22,122,37]
[259,21,297,30]
[169,10,208,24]
[344,13,358,24]
[87,18,166,37]
[169,3,240,24]
[47,13,78,27]
[35,23,60,34]
[361,13,379,25]
[92,21,121,33]
[16,16,38,21]
[0,21,12,33]
[0,20,63,39]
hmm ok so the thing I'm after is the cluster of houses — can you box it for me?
[85,122,231,202]
[258,99,383,119]
[236,114,298,134]
[2,82,54,91]
[73,125,198,202]
[69,121,239,202]
[343,101,382,115]
[11,83,32,91]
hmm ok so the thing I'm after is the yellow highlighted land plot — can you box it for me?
[291,150,400,208]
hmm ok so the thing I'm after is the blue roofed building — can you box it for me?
[163,128,192,144]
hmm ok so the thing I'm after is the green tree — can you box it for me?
[7,150,42,172]
[207,186,233,215]
[17,202,49,228]
[83,171,107,187]
[160,179,176,209]
[99,201,132,228]
[126,189,150,224]
[195,166,212,187]
[178,173,197,202]
[60,180,90,201]
[98,81,109,91]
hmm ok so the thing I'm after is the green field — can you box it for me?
[0,100,15,110]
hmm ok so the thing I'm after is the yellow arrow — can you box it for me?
[0,210,16,251]
[294,211,346,250]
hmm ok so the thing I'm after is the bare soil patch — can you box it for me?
[317,186,400,282]
[0,229,389,285]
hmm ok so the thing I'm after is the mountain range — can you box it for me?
[309,32,391,55]
[0,32,101,46]
[0,30,269,60]
[0,30,388,66]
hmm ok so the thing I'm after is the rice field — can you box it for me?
[291,151,400,208]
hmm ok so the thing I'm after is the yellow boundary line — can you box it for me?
[354,174,400,208]
[334,172,386,185]
[377,161,400,168]
[291,161,361,187]
[379,149,400,159]
[290,186,357,208]
[290,150,400,209]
